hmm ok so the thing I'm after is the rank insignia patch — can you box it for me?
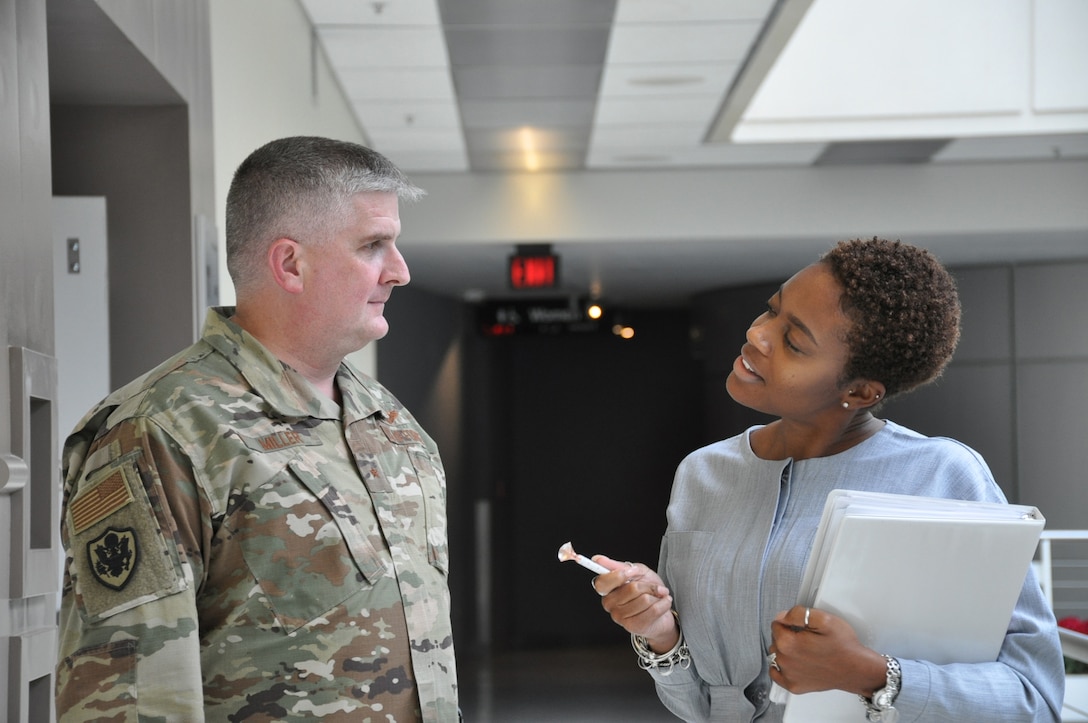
[88,527,139,591]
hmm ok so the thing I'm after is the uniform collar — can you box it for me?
[201,307,383,421]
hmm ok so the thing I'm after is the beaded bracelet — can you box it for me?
[631,611,691,676]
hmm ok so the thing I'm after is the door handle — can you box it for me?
[0,453,28,494]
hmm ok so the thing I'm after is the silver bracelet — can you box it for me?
[631,611,691,676]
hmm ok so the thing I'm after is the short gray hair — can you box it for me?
[225,136,425,293]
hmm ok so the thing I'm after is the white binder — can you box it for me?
[777,489,1045,721]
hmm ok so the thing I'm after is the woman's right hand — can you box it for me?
[592,555,679,653]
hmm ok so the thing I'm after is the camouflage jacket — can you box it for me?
[56,308,458,722]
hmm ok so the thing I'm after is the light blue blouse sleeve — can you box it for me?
[648,532,714,721]
[892,563,1064,721]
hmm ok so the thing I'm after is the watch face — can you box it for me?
[875,690,893,707]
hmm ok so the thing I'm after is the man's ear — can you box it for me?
[845,380,887,409]
[268,238,304,294]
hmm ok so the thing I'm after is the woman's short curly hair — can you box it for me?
[820,237,961,399]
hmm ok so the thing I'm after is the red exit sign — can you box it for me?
[509,248,559,290]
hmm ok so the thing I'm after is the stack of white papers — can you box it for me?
[777,489,1045,721]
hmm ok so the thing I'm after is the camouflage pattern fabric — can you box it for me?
[56,308,458,722]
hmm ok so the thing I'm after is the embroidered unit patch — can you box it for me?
[71,469,135,534]
[87,527,139,591]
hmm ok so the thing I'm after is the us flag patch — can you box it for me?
[71,468,135,534]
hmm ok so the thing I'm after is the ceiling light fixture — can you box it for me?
[519,127,541,172]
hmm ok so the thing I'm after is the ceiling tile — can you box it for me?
[459,99,596,128]
[607,22,762,64]
[339,68,456,100]
[300,0,441,25]
[615,0,773,23]
[599,62,740,97]
[438,0,615,26]
[455,65,602,100]
[594,96,723,125]
[318,26,450,67]
[445,26,611,66]
[350,100,461,129]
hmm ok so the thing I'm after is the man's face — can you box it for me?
[296,191,410,355]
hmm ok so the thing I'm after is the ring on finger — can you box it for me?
[804,607,811,628]
[592,577,605,596]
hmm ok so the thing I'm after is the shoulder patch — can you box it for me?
[70,466,136,534]
[66,453,189,621]
[87,527,139,590]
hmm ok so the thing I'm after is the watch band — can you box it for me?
[860,654,901,722]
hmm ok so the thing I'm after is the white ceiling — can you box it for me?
[289,0,1088,306]
[40,0,1088,310]
[299,0,1088,174]
[291,0,1088,308]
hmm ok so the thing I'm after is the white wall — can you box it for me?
[210,0,367,309]
[52,197,110,441]
[210,0,375,374]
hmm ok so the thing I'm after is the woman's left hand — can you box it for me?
[767,606,888,697]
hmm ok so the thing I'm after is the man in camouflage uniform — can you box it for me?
[56,137,459,721]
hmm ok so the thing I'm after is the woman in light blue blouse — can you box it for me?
[593,238,1064,722]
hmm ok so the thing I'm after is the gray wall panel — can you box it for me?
[1016,361,1088,530]
[881,363,1016,500]
[953,265,1012,363]
[1015,261,1088,359]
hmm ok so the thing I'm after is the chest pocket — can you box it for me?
[350,418,449,574]
[224,459,389,634]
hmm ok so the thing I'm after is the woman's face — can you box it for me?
[726,262,855,421]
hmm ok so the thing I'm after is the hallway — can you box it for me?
[459,644,676,722]
[457,644,1088,722]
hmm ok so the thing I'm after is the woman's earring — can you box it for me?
[842,401,849,409]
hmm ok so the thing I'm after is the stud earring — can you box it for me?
[842,402,849,409]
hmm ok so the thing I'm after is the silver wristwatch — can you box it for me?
[861,655,901,722]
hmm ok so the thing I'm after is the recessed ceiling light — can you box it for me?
[519,128,541,172]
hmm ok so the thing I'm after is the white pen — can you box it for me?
[557,540,609,575]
